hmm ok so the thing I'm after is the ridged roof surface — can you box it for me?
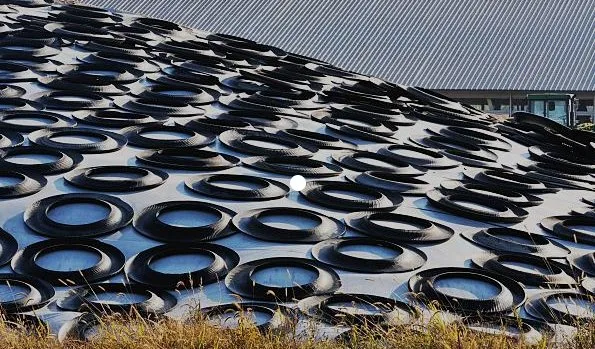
[85,0,595,91]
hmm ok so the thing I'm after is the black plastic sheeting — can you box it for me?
[0,0,593,342]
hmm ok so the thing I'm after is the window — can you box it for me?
[511,99,528,111]
[545,100,567,125]
[490,99,510,113]
[531,100,545,117]
[577,98,593,113]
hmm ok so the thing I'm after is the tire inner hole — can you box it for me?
[257,212,319,230]
[4,153,60,165]
[36,248,102,271]
[210,178,266,190]
[252,265,317,287]
[0,283,29,302]
[88,170,145,181]
[433,276,501,299]
[0,174,24,186]
[149,252,215,273]
[50,134,104,144]
[243,139,290,150]
[47,201,110,225]
[499,260,556,275]
[326,300,386,316]
[4,116,54,126]
[140,130,190,140]
[156,209,220,228]
[208,309,271,328]
[86,291,149,305]
[324,189,377,201]
[337,244,400,260]
[546,296,595,317]
[453,200,506,213]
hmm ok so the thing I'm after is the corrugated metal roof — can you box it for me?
[84,0,595,91]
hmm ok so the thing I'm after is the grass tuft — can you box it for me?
[0,312,592,349]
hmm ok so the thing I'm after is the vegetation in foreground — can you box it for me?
[577,123,595,132]
[0,313,593,349]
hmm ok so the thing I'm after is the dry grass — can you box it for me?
[0,313,593,349]
[577,123,594,132]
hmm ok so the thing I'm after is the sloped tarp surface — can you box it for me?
[0,0,593,341]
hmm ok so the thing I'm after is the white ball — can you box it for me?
[289,175,306,191]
